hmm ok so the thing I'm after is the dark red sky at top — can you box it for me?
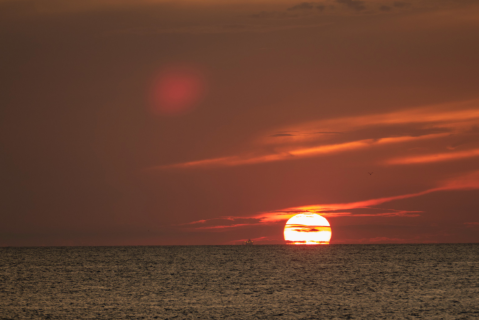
[1,0,479,246]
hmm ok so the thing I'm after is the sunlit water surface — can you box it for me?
[1,244,479,319]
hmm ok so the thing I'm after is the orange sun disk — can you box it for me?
[284,213,332,245]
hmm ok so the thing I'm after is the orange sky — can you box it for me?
[1,0,479,245]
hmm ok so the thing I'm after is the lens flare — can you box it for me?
[149,65,206,116]
[284,213,331,245]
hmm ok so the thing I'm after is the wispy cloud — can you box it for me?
[320,209,422,217]
[268,171,479,221]
[182,170,479,230]
[336,0,366,11]
[387,148,479,165]
[182,219,207,225]
[196,223,255,230]
[150,99,479,171]
[155,134,447,170]
[464,222,479,228]
[287,2,315,11]
[180,216,266,231]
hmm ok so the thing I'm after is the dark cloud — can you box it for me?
[447,138,476,150]
[380,5,392,11]
[336,0,366,11]
[183,217,262,230]
[341,124,451,142]
[289,226,326,232]
[468,125,479,134]
[251,11,268,19]
[293,228,320,232]
[314,131,343,134]
[271,133,295,137]
[317,4,326,11]
[393,1,410,8]
[447,127,479,149]
[337,208,421,217]
[287,2,315,11]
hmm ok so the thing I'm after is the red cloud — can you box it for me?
[149,99,479,171]
[182,170,479,230]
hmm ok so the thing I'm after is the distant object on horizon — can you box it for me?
[243,239,254,245]
[368,172,373,175]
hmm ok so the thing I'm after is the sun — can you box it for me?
[284,213,332,245]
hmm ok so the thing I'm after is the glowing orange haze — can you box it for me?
[149,65,206,116]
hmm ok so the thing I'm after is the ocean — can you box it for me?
[1,244,478,319]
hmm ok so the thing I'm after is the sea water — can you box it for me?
[1,244,479,319]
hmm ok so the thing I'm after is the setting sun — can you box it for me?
[284,213,332,245]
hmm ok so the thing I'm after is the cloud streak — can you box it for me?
[336,0,366,11]
[182,170,479,230]
[154,134,447,170]
[287,2,315,11]
[151,99,479,171]
[387,148,479,165]
[260,170,479,221]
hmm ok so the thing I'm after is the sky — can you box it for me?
[1,0,479,246]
